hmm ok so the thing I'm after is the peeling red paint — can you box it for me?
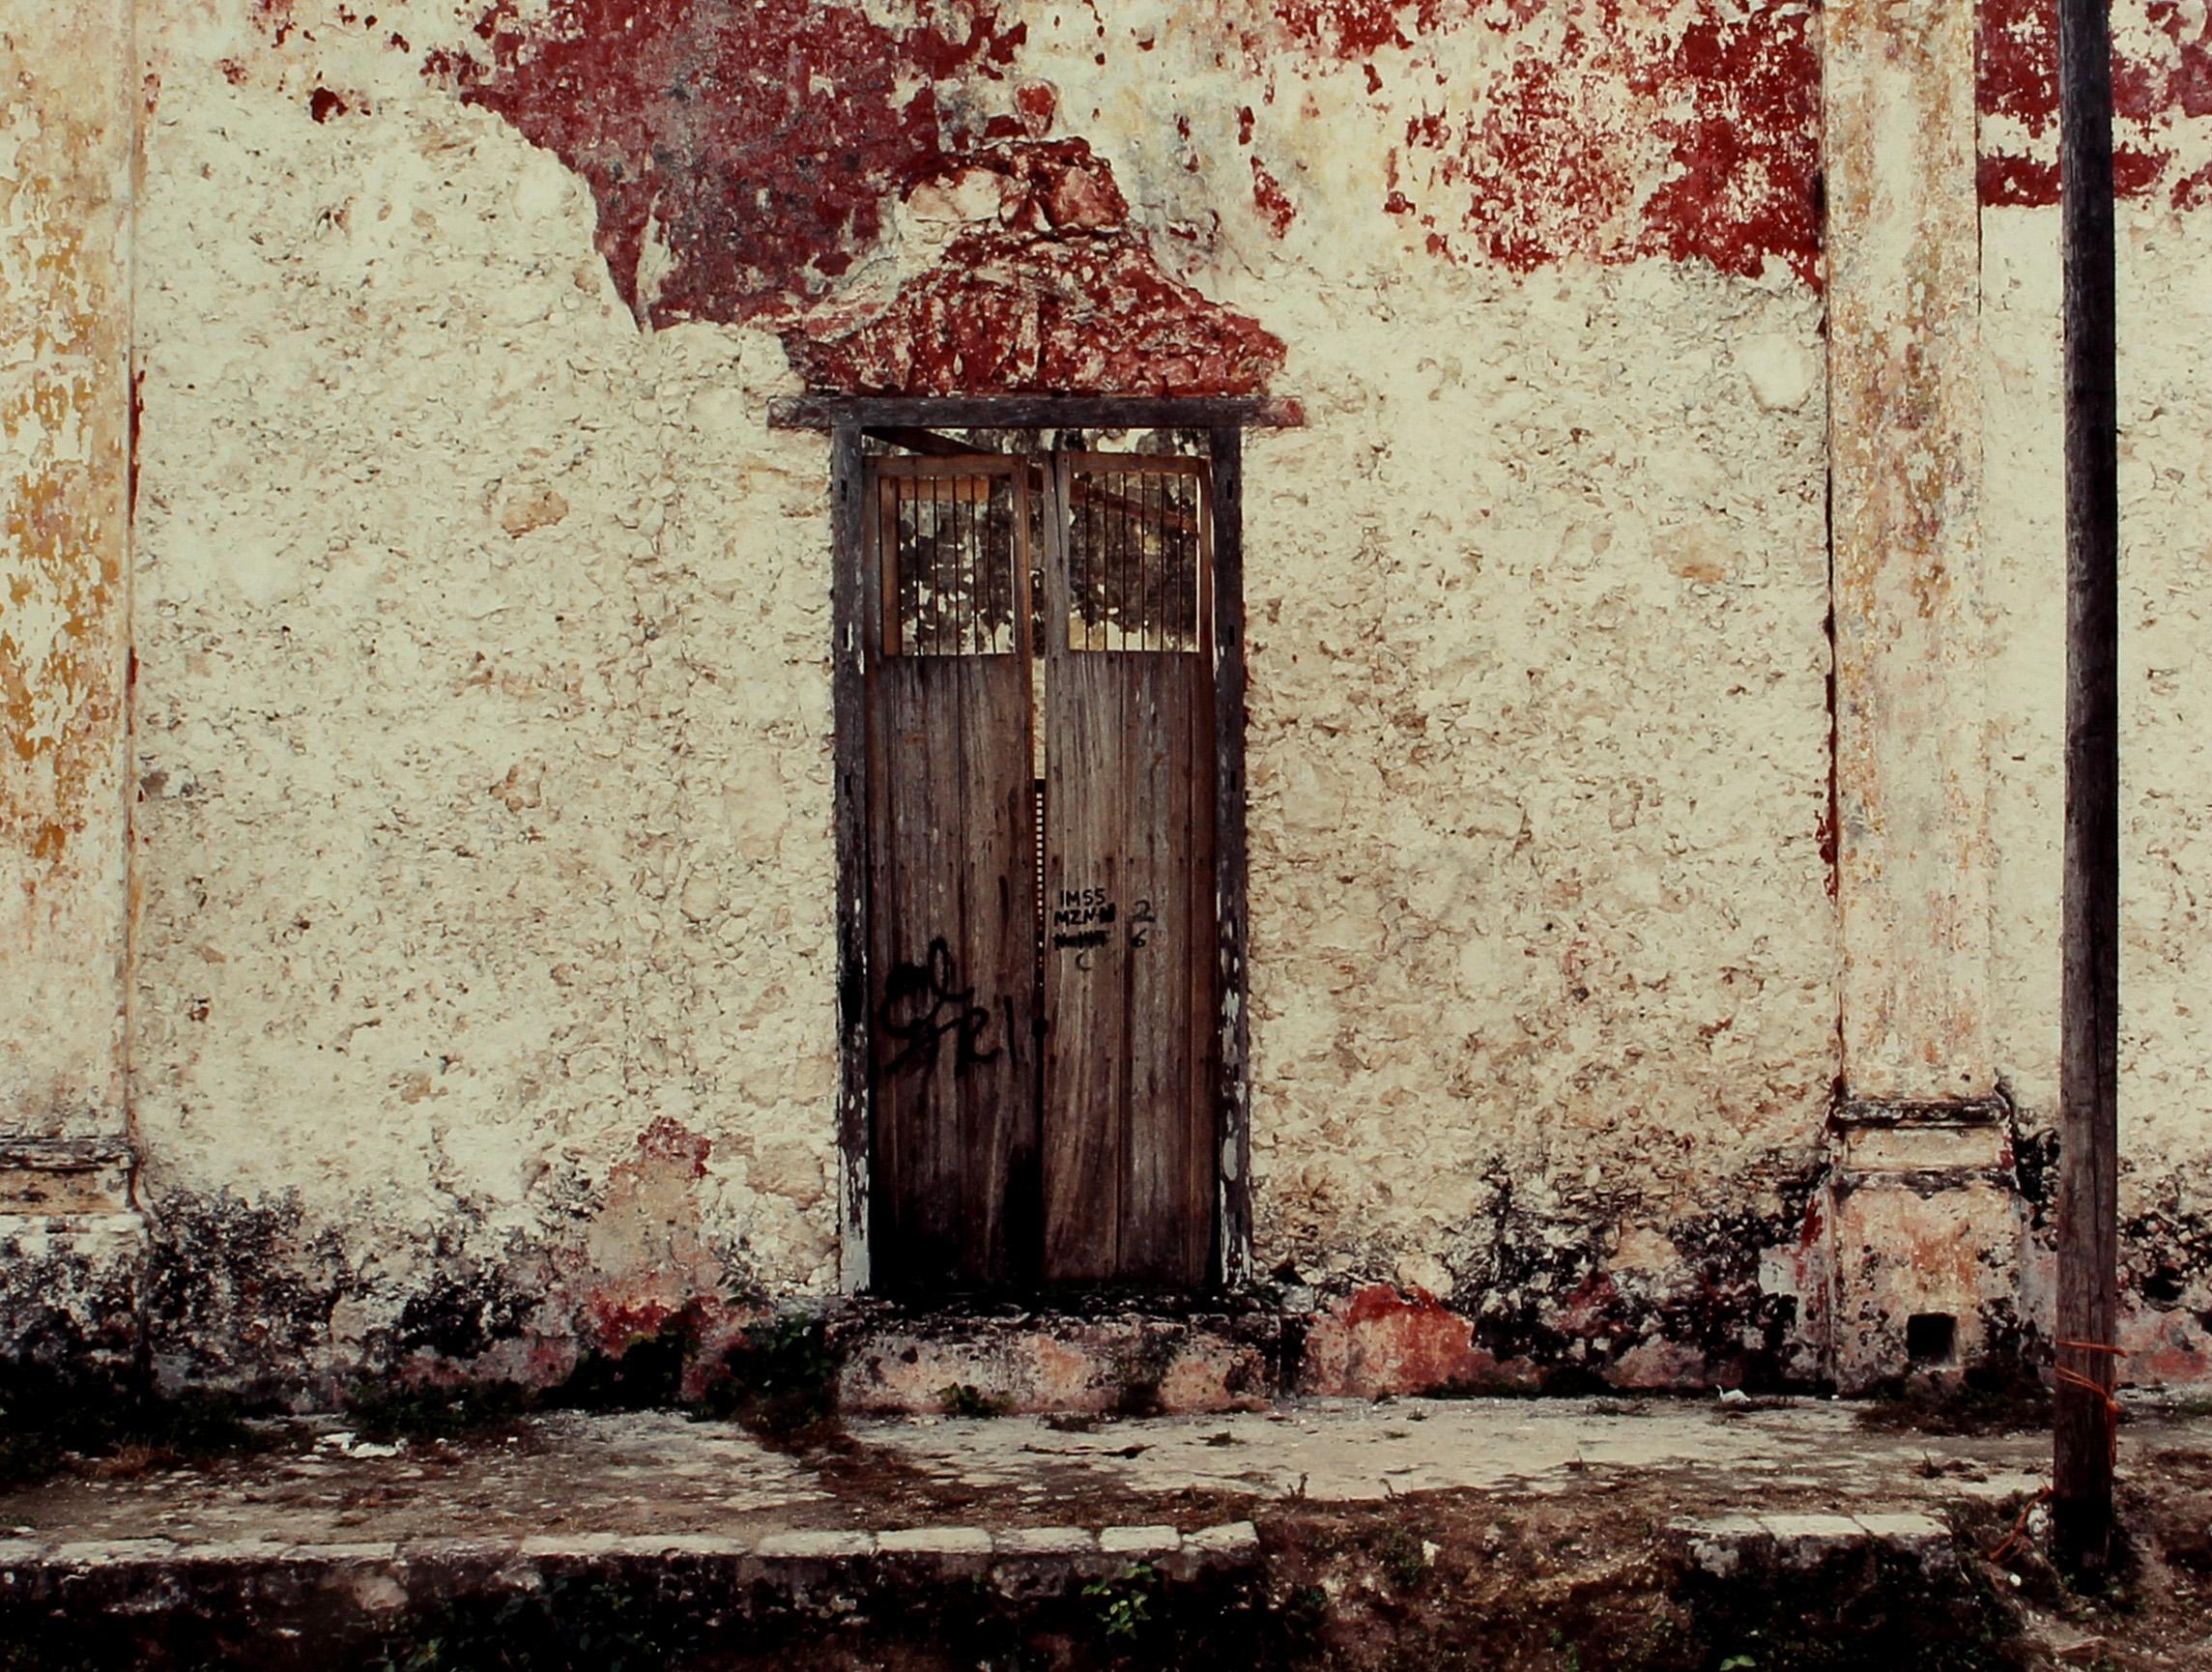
[400,0,1279,394]
[1251,157,1298,235]
[1978,0,2212,208]
[635,1115,712,1179]
[1272,0,1414,60]
[1305,1283,1501,1397]
[307,86,349,123]
[1333,4,1823,286]
[254,0,298,47]
[1629,12,1821,284]
[2174,156,2212,210]
[275,0,1828,345]
[1014,79,1057,136]
[424,0,1027,328]
[788,142,1285,396]
[585,1293,681,1351]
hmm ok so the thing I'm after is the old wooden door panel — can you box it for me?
[864,457,1038,1291]
[1041,454,1218,1286]
[1118,651,1216,1283]
[1040,642,1128,1283]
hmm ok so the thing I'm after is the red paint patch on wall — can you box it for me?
[788,142,1285,396]
[636,1114,712,1179]
[430,0,1025,328]
[1251,157,1298,235]
[417,1,1278,395]
[1630,10,1822,284]
[1399,7,1822,286]
[1273,0,1413,59]
[1014,80,1057,136]
[1299,1283,1518,1398]
[1979,0,2212,209]
[1272,4,1821,286]
[254,0,297,46]
[585,1293,683,1352]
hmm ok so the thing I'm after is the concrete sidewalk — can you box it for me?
[1,1398,2206,1669]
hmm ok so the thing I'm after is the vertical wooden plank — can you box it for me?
[1187,592,1221,1283]
[831,426,873,1289]
[1119,647,1206,1283]
[867,456,1038,1293]
[1184,466,1222,1283]
[1043,454,1127,1283]
[1209,429,1251,1286]
[864,472,908,1282]
[956,579,1039,1284]
[1012,468,1045,1276]
[2054,0,2122,1577]
[872,654,953,1279]
[879,474,902,659]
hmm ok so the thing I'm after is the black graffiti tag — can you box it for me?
[880,937,998,1077]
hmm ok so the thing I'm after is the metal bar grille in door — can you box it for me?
[1060,458,1207,654]
[876,460,1022,658]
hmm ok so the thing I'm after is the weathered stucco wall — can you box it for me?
[2,0,2205,1399]
[130,0,846,1389]
[1980,0,2212,1385]
[106,0,1839,1397]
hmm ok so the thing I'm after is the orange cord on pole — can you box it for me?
[2054,1339,2127,1468]
[1987,1340,2129,1564]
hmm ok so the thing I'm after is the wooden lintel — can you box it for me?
[864,425,987,458]
[774,394,1306,432]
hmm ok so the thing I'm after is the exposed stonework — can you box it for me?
[1824,1101,2024,1394]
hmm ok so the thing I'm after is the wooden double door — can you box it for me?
[861,447,1220,1292]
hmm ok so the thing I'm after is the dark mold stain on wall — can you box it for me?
[142,1191,352,1396]
[1439,1166,1827,1389]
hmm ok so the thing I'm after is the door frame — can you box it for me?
[801,397,1291,1293]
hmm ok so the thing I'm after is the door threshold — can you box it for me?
[830,1295,1286,1418]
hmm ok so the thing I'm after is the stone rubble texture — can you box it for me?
[0,0,2207,1398]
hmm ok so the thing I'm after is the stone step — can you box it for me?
[0,1521,1264,1670]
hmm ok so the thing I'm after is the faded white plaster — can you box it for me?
[1984,191,2212,1384]
[1236,261,1834,1278]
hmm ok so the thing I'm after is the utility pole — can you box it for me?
[2054,0,2122,1577]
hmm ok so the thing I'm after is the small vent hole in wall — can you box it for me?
[1906,1312,1958,1367]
